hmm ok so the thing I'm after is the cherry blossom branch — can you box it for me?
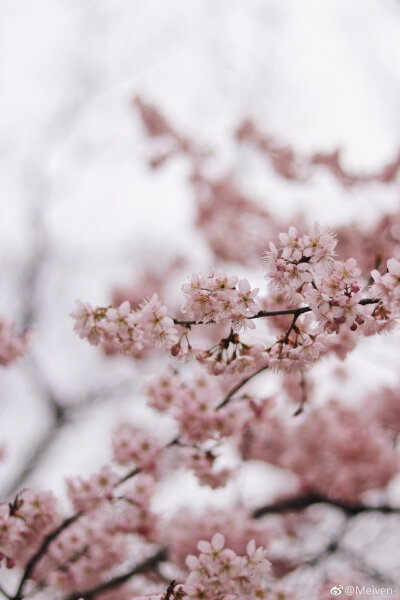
[303,517,350,568]
[13,490,399,599]
[173,306,312,327]
[236,118,400,187]
[255,495,400,585]
[163,580,177,600]
[216,363,269,409]
[214,298,380,411]
[12,512,83,600]
[12,463,148,600]
[251,493,400,518]
[173,299,379,328]
[63,547,168,600]
[298,518,398,588]
[338,547,399,587]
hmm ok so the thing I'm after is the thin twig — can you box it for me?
[293,372,307,416]
[216,363,269,409]
[0,585,11,600]
[163,580,176,600]
[338,547,399,587]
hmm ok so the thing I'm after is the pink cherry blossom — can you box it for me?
[0,317,29,366]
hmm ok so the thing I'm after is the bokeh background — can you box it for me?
[1,0,400,521]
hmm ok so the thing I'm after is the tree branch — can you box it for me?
[216,363,269,409]
[173,306,312,327]
[63,547,168,600]
[12,512,83,600]
[293,372,307,416]
[252,493,400,519]
[173,299,380,328]
[339,547,399,587]
[0,585,11,600]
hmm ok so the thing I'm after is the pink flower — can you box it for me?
[181,270,260,327]
[197,532,225,556]
[235,279,260,315]
[66,466,119,511]
[71,295,178,357]
[112,424,164,471]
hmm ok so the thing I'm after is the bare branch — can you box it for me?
[252,494,400,519]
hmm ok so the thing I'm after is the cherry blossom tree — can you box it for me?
[1,95,400,600]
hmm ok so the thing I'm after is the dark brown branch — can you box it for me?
[293,373,307,416]
[282,311,301,345]
[63,547,168,600]
[12,463,147,600]
[339,547,399,587]
[216,363,269,409]
[303,517,350,568]
[0,585,11,600]
[173,306,312,327]
[13,491,400,599]
[13,512,83,600]
[163,580,177,600]
[173,299,379,328]
[117,467,140,485]
[182,297,381,411]
[252,493,400,519]
[10,292,384,598]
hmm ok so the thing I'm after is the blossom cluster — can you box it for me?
[182,533,270,600]
[0,489,60,569]
[193,173,280,265]
[264,224,382,335]
[163,507,275,571]
[112,424,164,472]
[0,470,159,595]
[181,268,260,328]
[0,316,28,366]
[146,369,252,443]
[70,294,178,357]
[72,223,400,377]
[371,257,400,314]
[66,465,119,511]
[127,533,272,600]
[146,369,253,487]
[241,400,400,503]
